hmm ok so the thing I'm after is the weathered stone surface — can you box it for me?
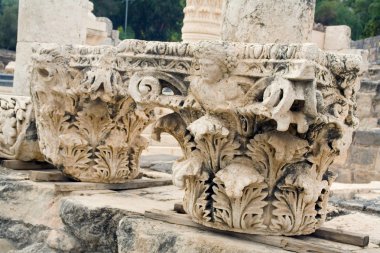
[0,95,43,161]
[9,243,58,253]
[324,26,351,51]
[0,238,16,252]
[2,167,380,252]
[124,40,359,235]
[332,129,380,183]
[351,35,380,65]
[0,218,50,249]
[32,37,361,235]
[14,0,89,95]
[182,0,224,42]
[46,230,81,252]
[310,30,325,49]
[140,154,178,174]
[31,45,154,183]
[59,199,128,253]
[349,146,376,165]
[222,0,316,43]
[356,93,375,118]
[117,216,288,253]
[354,130,380,146]
[14,0,119,95]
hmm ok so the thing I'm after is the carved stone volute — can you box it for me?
[31,40,361,235]
[125,40,361,235]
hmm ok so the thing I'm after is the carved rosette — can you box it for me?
[0,95,43,161]
[125,40,361,235]
[31,44,154,183]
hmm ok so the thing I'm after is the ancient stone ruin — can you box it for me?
[30,35,361,234]
[3,0,380,251]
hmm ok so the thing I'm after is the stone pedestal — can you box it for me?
[222,0,315,43]
[182,0,224,42]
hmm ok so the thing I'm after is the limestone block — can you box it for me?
[13,42,33,95]
[310,30,325,49]
[117,217,288,253]
[182,0,224,42]
[0,94,43,161]
[357,93,375,118]
[86,7,107,46]
[14,0,89,96]
[324,26,351,51]
[353,166,376,183]
[222,0,315,43]
[349,146,376,165]
[31,44,154,183]
[17,0,88,44]
[354,130,380,146]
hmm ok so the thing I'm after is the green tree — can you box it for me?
[348,0,380,38]
[315,0,380,40]
[92,0,185,42]
[315,0,362,39]
[0,0,18,50]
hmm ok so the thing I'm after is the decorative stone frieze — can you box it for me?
[125,40,361,235]
[182,0,224,42]
[32,40,361,234]
[31,44,154,183]
[0,95,43,161]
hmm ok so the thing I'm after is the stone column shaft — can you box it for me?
[13,0,89,96]
[182,0,224,42]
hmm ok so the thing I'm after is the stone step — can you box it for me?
[360,80,380,93]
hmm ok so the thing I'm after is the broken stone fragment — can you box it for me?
[0,95,43,161]
[31,44,154,183]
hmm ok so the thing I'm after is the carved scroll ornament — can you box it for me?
[126,40,361,235]
[31,40,361,235]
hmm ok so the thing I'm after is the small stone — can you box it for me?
[46,230,80,252]
[0,238,16,252]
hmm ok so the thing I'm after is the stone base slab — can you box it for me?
[1,166,379,253]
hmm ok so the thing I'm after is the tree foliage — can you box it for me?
[315,0,380,40]
[0,0,18,50]
[0,0,379,50]
[92,0,186,41]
